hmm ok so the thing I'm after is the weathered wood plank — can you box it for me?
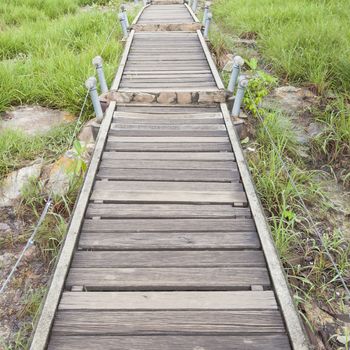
[78,231,260,250]
[82,218,255,232]
[93,181,243,191]
[48,335,291,350]
[71,250,265,268]
[108,136,229,143]
[52,310,284,335]
[85,203,251,219]
[97,168,239,182]
[105,142,233,152]
[102,151,234,161]
[89,190,246,204]
[99,159,237,169]
[59,291,278,310]
[65,267,270,290]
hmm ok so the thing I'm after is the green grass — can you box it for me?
[212,0,350,94]
[0,0,125,114]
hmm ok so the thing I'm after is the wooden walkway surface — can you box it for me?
[31,2,308,349]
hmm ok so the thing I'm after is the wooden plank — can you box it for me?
[85,203,251,219]
[59,291,278,310]
[72,250,265,268]
[116,106,220,113]
[93,181,242,192]
[102,152,235,161]
[89,190,245,204]
[78,231,260,250]
[112,118,224,125]
[97,168,238,182]
[99,159,237,169]
[82,218,255,232]
[65,267,270,290]
[52,310,284,335]
[48,335,291,350]
[219,103,309,348]
[109,130,226,137]
[108,136,229,143]
[105,142,233,152]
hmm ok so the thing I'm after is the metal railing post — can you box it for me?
[191,0,198,13]
[227,55,244,93]
[202,1,210,25]
[92,56,108,94]
[118,13,128,38]
[232,76,249,117]
[85,77,104,123]
[203,12,212,39]
[121,4,129,28]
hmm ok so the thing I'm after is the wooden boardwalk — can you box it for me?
[31,2,308,350]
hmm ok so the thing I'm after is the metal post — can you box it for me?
[203,1,210,25]
[191,0,198,13]
[203,12,212,39]
[134,0,138,4]
[118,13,128,38]
[227,55,244,93]
[143,0,147,6]
[92,56,108,94]
[86,77,104,123]
[232,76,249,117]
[121,4,129,28]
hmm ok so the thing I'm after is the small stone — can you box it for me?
[177,92,192,104]
[222,54,233,72]
[78,118,97,144]
[157,92,176,104]
[0,160,43,207]
[111,91,132,103]
[0,223,10,232]
[198,92,226,104]
[133,93,156,103]
[307,122,325,138]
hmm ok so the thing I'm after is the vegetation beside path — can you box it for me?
[210,0,350,348]
[0,1,129,348]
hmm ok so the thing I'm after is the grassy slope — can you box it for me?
[0,0,126,178]
[213,0,350,94]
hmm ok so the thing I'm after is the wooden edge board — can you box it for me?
[131,3,151,26]
[29,101,117,350]
[196,29,225,90]
[111,30,135,91]
[184,2,200,23]
[220,103,309,350]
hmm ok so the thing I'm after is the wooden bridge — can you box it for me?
[31,2,309,349]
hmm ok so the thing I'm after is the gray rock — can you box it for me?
[177,92,192,104]
[262,86,318,115]
[307,122,325,138]
[157,92,176,104]
[78,118,97,144]
[0,160,43,207]
[0,105,74,135]
[0,223,10,232]
[133,93,156,103]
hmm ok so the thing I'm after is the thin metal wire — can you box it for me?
[0,198,52,293]
[100,23,118,56]
[246,88,350,298]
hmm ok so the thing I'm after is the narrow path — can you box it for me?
[31,2,308,349]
